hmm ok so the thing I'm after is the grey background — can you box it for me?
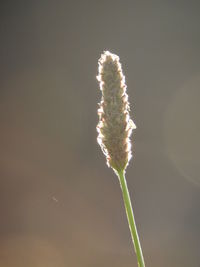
[0,1,200,266]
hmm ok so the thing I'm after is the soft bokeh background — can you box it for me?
[0,1,200,266]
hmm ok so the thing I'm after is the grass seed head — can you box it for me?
[97,51,136,173]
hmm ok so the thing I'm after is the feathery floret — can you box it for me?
[97,51,136,172]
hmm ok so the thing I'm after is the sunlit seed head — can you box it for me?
[96,51,136,173]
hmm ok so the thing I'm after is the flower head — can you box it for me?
[97,51,136,172]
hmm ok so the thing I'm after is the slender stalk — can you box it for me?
[117,169,145,267]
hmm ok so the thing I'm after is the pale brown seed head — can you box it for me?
[97,51,136,172]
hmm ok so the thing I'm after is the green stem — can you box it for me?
[117,169,145,267]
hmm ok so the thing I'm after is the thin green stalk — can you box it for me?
[117,169,145,267]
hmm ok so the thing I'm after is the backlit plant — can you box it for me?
[96,51,145,267]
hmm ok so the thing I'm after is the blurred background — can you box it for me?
[0,1,200,266]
